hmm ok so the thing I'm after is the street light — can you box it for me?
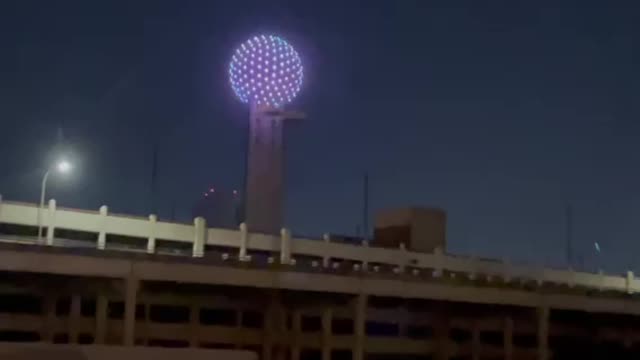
[37,159,72,243]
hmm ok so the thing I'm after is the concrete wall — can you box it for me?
[0,343,256,360]
[2,198,640,359]
[0,198,636,296]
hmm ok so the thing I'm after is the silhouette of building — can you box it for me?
[192,187,241,229]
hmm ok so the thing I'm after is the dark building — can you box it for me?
[192,187,241,229]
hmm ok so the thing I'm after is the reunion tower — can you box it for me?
[229,34,305,234]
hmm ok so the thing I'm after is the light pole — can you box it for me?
[37,159,72,243]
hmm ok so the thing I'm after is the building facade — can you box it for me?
[1,198,640,359]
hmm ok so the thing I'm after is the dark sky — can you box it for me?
[1,1,639,272]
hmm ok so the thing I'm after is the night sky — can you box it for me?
[1,1,639,272]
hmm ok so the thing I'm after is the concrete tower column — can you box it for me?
[245,104,286,235]
[322,307,333,360]
[353,294,368,360]
[123,275,139,346]
[95,294,108,344]
[504,317,514,360]
[263,291,286,360]
[262,305,275,360]
[433,309,449,360]
[236,309,245,349]
[69,295,81,343]
[471,320,480,360]
[189,304,200,347]
[291,309,302,360]
[42,295,57,342]
[537,307,549,360]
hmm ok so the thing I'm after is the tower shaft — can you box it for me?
[245,104,285,234]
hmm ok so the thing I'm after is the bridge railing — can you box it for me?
[0,196,637,295]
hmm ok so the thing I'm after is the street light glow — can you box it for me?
[57,160,71,173]
[38,157,74,243]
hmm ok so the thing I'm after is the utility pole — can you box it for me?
[362,172,369,241]
[565,204,573,268]
[150,144,158,215]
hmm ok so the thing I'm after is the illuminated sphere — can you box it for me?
[229,34,303,108]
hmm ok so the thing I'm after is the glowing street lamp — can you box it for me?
[37,159,73,243]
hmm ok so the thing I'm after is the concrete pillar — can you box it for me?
[147,214,157,254]
[69,295,81,343]
[46,199,56,245]
[537,307,549,360]
[626,271,635,294]
[192,217,206,257]
[322,307,333,360]
[291,309,302,360]
[239,223,248,261]
[190,304,200,347]
[280,228,292,264]
[433,310,449,360]
[236,309,244,349]
[433,247,444,277]
[142,303,150,345]
[263,305,274,360]
[263,292,285,360]
[471,320,480,360]
[397,307,409,338]
[504,317,513,360]
[42,296,57,342]
[398,243,407,273]
[123,276,139,346]
[274,304,287,360]
[353,294,367,360]
[245,104,286,235]
[322,234,331,268]
[97,205,108,250]
[95,294,108,344]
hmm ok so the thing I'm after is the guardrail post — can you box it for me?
[322,233,331,267]
[45,199,56,246]
[433,247,444,277]
[239,222,248,261]
[567,268,575,288]
[627,271,635,294]
[502,258,512,283]
[280,228,291,264]
[97,205,108,250]
[398,242,407,273]
[147,214,157,254]
[598,269,605,291]
[192,216,206,257]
